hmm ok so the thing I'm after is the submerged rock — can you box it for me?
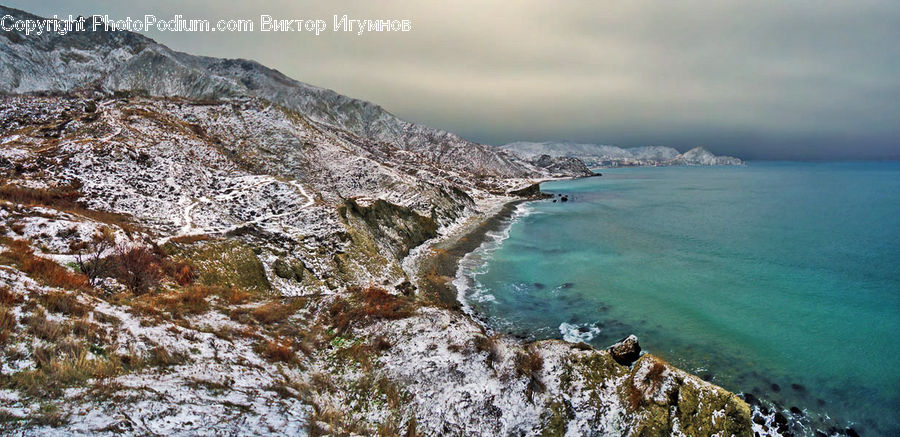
[608,334,642,365]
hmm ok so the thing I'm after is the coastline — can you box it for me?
[406,175,854,437]
[413,196,527,310]
[399,186,766,436]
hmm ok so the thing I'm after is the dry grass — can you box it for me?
[9,346,124,398]
[0,286,22,306]
[168,234,212,245]
[71,318,107,345]
[0,306,16,344]
[25,310,69,343]
[250,300,301,324]
[328,286,414,334]
[218,287,255,305]
[628,358,670,410]
[256,338,296,363]
[147,345,189,367]
[474,334,502,369]
[1,239,89,290]
[39,291,89,317]
[131,285,215,320]
[515,347,545,400]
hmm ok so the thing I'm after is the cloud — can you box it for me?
[11,0,900,159]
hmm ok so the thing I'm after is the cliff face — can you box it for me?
[0,5,758,436]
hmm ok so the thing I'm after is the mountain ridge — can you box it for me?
[0,4,590,179]
[502,140,745,167]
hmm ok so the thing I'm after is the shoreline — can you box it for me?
[413,196,528,311]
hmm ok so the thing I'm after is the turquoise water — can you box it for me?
[458,162,900,435]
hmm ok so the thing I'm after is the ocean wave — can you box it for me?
[455,202,534,317]
[559,322,601,343]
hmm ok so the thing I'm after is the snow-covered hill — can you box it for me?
[0,5,590,180]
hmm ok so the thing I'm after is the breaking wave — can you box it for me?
[454,202,534,318]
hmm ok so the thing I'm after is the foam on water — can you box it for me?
[454,202,534,318]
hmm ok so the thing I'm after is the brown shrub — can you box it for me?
[251,300,301,324]
[2,239,89,290]
[628,358,670,411]
[109,245,163,295]
[74,228,115,286]
[628,384,644,410]
[257,339,296,363]
[515,348,545,399]
[171,263,195,286]
[473,335,502,368]
[646,360,667,385]
[328,286,414,333]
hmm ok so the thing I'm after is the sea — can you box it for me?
[455,162,900,435]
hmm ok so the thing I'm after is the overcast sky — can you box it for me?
[11,1,900,160]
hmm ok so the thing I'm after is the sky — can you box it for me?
[9,1,900,160]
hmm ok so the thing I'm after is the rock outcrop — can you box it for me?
[608,334,642,365]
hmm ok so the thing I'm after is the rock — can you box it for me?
[773,411,788,426]
[741,392,759,406]
[608,334,641,365]
[272,258,304,282]
[771,383,781,392]
[789,406,802,415]
[508,182,545,198]
[845,428,860,437]
[790,383,805,392]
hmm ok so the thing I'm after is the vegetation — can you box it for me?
[328,286,415,334]
[0,239,89,290]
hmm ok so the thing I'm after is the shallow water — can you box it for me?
[458,162,900,435]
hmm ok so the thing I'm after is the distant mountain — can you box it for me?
[501,140,744,167]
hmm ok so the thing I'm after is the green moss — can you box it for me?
[273,257,305,282]
[342,199,438,260]
[540,398,573,437]
[172,240,270,292]
[673,377,752,437]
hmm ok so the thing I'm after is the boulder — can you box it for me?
[608,334,641,365]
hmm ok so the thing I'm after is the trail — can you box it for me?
[160,177,315,244]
